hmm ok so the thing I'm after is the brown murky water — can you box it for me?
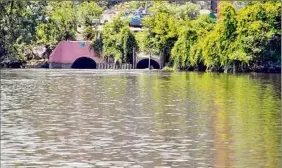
[1,69,281,168]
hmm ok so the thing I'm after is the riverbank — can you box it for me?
[0,56,280,73]
[162,65,281,73]
[0,58,49,69]
[1,61,280,74]
[1,2,280,75]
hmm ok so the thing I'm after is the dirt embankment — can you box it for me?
[1,45,54,69]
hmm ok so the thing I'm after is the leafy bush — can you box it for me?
[162,66,175,72]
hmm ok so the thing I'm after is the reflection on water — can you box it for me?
[1,69,281,168]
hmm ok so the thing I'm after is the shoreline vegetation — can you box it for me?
[0,1,280,73]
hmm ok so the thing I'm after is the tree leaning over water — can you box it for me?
[200,2,281,72]
[173,2,280,72]
[137,2,280,72]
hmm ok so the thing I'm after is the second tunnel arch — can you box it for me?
[136,59,160,69]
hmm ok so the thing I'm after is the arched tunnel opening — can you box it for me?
[136,59,160,69]
[71,57,96,69]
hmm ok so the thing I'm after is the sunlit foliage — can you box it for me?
[0,1,280,72]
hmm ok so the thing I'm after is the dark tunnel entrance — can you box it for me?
[136,59,160,69]
[71,57,96,69]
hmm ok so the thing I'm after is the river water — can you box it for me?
[1,69,281,168]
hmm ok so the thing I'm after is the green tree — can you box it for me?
[140,2,201,64]
[101,17,137,63]
[90,30,103,57]
[171,2,201,20]
[171,27,198,69]
[77,1,103,26]
[142,11,179,61]
[102,17,125,63]
[234,2,281,70]
[36,1,77,46]
[0,1,48,60]
[121,27,137,63]
[170,14,216,69]
[201,2,238,72]
[135,30,151,53]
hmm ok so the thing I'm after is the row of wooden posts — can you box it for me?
[95,48,157,69]
[95,48,137,69]
[96,63,134,69]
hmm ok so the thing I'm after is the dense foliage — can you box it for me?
[0,1,48,60]
[0,1,103,61]
[137,2,200,63]
[98,17,137,63]
[137,1,281,72]
[198,2,281,72]
[0,1,280,72]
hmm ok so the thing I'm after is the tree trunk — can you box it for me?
[232,61,236,74]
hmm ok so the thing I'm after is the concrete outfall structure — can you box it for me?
[49,41,163,69]
[49,41,104,69]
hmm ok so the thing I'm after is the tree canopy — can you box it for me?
[0,1,280,72]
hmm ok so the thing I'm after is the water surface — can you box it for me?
[1,69,281,168]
